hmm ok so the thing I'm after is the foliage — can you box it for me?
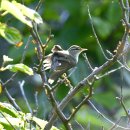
[0,102,59,130]
[0,63,34,76]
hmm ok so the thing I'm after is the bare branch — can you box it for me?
[87,6,108,60]
[4,87,21,111]
[45,45,130,129]
[75,119,85,130]
[20,35,32,63]
[109,118,122,130]
[3,73,17,88]
[51,67,76,91]
[67,85,93,122]
[88,100,130,130]
[44,84,72,130]
[98,66,123,79]
[82,53,93,71]
[35,0,44,11]
[116,97,130,122]
[19,80,32,113]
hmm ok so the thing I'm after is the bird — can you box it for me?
[43,45,87,84]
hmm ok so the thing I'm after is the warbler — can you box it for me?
[43,45,87,84]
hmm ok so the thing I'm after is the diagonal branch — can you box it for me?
[88,100,130,130]
[67,85,93,122]
[44,54,123,130]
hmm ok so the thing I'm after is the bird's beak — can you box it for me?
[81,48,87,52]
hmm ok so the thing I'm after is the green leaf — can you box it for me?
[12,1,43,24]
[0,102,18,118]
[0,117,23,130]
[0,0,43,27]
[3,63,34,75]
[28,114,59,130]
[0,22,22,44]
[0,102,59,130]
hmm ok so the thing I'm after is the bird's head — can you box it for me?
[68,45,87,62]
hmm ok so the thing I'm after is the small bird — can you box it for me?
[43,45,87,84]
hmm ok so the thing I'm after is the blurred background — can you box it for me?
[1,0,130,129]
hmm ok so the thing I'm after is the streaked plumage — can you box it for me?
[43,45,87,84]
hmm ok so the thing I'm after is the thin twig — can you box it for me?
[119,0,129,27]
[51,67,77,91]
[37,31,54,77]
[88,100,130,130]
[43,29,54,49]
[82,53,93,71]
[116,97,130,121]
[75,119,85,130]
[20,36,32,63]
[3,73,17,88]
[31,29,43,60]
[87,6,108,60]
[109,118,122,130]
[67,85,93,122]
[0,111,17,130]
[35,0,44,11]
[126,0,129,22]
[107,49,130,72]
[18,80,32,113]
[98,66,123,79]
[4,87,21,111]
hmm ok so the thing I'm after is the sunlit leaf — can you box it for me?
[3,55,13,63]
[0,102,18,118]
[12,1,43,24]
[0,102,59,130]
[0,22,22,44]
[1,63,34,75]
[0,0,43,27]
[27,114,59,130]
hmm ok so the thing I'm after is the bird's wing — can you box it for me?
[48,52,76,84]
[43,54,52,70]
[51,45,63,52]
[51,51,75,71]
[43,45,63,70]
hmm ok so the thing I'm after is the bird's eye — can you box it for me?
[73,47,80,50]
